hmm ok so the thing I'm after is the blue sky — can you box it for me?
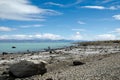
[0,0,120,40]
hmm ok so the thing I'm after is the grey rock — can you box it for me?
[12,46,16,48]
[73,60,85,66]
[9,60,47,78]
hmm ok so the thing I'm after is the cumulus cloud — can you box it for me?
[113,14,120,20]
[95,27,120,40]
[96,34,116,40]
[71,32,83,40]
[0,33,63,40]
[0,26,16,31]
[0,0,62,21]
[0,32,85,40]
[40,33,62,40]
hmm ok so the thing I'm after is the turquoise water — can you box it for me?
[0,42,71,53]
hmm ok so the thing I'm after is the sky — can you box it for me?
[0,0,120,40]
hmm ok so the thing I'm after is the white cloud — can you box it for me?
[115,28,120,33]
[45,0,82,7]
[113,14,120,20]
[71,32,83,40]
[96,34,116,40]
[20,24,44,28]
[0,33,63,40]
[0,32,85,40]
[78,21,86,24]
[82,6,105,10]
[68,0,82,6]
[108,6,117,10]
[0,0,62,21]
[0,26,16,31]
[109,28,120,34]
[41,33,62,40]
[72,29,85,31]
[81,5,118,10]
[95,28,120,40]
[45,2,64,7]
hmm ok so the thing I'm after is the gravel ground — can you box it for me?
[10,53,120,80]
[0,45,120,80]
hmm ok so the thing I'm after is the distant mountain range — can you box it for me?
[0,39,84,43]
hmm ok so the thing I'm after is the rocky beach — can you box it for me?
[0,0,119,80]
[0,41,120,80]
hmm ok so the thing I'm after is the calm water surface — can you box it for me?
[0,42,71,53]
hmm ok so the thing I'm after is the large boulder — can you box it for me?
[9,60,47,78]
[73,60,85,66]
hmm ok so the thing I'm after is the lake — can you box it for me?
[0,42,72,53]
